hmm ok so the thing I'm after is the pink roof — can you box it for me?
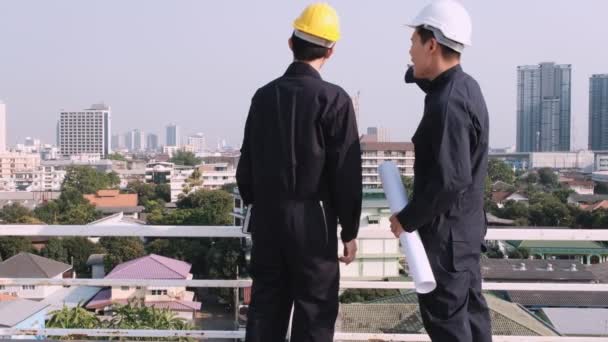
[106,254,192,279]
[86,289,200,312]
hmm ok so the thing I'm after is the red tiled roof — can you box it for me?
[84,190,138,208]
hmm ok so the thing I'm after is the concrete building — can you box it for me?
[146,133,159,152]
[187,133,206,154]
[589,74,608,151]
[360,132,414,189]
[166,124,179,147]
[490,151,594,172]
[0,102,7,153]
[57,103,111,157]
[517,63,571,152]
[198,163,236,190]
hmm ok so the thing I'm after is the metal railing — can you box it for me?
[1,225,608,341]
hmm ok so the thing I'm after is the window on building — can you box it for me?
[151,289,168,296]
[22,285,35,290]
[121,286,130,291]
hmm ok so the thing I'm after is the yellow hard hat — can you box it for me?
[293,3,340,47]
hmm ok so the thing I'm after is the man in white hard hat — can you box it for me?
[389,1,492,341]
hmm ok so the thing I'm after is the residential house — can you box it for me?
[0,253,73,299]
[491,191,529,208]
[560,179,595,195]
[506,240,608,264]
[0,299,48,340]
[86,254,201,321]
[83,190,143,219]
[87,212,146,243]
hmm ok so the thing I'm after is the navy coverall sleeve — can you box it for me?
[397,99,473,231]
[236,99,255,206]
[324,100,362,242]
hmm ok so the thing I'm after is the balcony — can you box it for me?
[0,225,607,341]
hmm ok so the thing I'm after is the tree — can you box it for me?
[0,203,40,223]
[485,244,504,259]
[488,159,515,184]
[176,190,233,225]
[170,151,201,166]
[126,180,159,205]
[501,200,529,221]
[595,182,608,195]
[538,168,558,187]
[100,237,145,272]
[508,247,530,259]
[553,188,575,205]
[221,183,237,194]
[401,176,414,200]
[182,169,203,194]
[106,153,127,162]
[146,238,210,276]
[35,187,100,225]
[0,237,33,260]
[47,305,101,340]
[62,166,119,195]
[64,237,106,276]
[41,238,69,264]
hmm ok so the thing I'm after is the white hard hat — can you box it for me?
[408,0,472,52]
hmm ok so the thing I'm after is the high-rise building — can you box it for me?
[147,133,159,152]
[516,62,571,152]
[0,101,7,152]
[589,74,608,151]
[57,103,111,157]
[166,124,179,147]
[133,129,145,151]
[111,134,121,150]
[187,133,206,154]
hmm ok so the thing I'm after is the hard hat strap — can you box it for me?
[293,30,335,48]
[423,25,465,53]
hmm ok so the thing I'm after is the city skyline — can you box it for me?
[0,1,606,150]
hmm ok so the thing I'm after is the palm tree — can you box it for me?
[47,304,101,340]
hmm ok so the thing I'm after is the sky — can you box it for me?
[0,0,603,150]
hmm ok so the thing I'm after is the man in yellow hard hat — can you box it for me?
[236,3,362,342]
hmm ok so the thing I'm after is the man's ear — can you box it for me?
[288,37,293,52]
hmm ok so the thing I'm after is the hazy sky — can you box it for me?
[0,0,603,149]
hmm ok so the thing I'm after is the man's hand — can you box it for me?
[339,240,357,265]
[389,214,406,238]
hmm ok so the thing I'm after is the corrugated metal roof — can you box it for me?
[0,299,48,327]
[543,308,608,336]
[0,252,71,278]
[106,254,191,279]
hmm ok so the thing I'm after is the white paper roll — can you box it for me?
[379,161,436,294]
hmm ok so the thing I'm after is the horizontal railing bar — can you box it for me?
[1,225,608,241]
[1,278,607,292]
[1,329,607,341]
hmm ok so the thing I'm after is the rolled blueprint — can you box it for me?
[378,161,436,294]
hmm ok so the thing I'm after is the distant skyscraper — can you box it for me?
[516,62,571,152]
[124,131,134,151]
[57,103,111,157]
[187,133,206,154]
[133,129,145,151]
[111,134,120,150]
[0,101,6,152]
[166,124,179,147]
[147,133,159,151]
[589,74,608,151]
